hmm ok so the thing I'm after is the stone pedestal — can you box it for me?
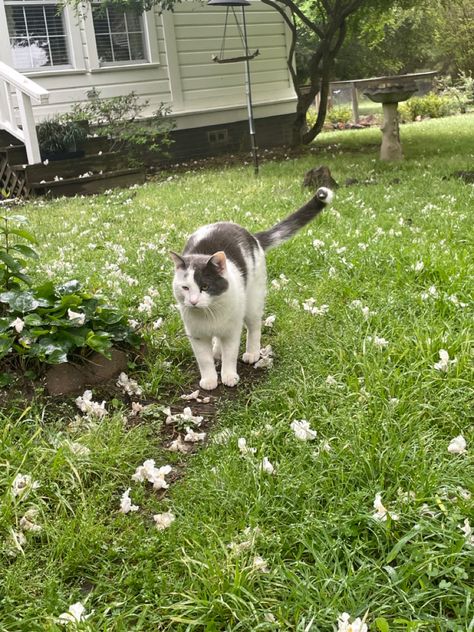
[381,103,402,161]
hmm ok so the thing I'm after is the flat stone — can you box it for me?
[45,363,86,396]
[87,348,128,381]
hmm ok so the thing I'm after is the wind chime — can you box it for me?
[207,0,260,174]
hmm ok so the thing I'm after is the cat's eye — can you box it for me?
[201,284,209,291]
[182,286,189,291]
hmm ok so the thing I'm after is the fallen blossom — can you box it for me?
[421,285,438,300]
[252,555,270,573]
[312,238,325,250]
[132,459,172,490]
[337,612,368,632]
[165,406,203,427]
[75,390,107,419]
[184,427,206,443]
[138,295,154,316]
[260,457,275,475]
[238,437,256,455]
[120,488,139,514]
[254,345,273,369]
[447,435,467,454]
[19,508,42,533]
[67,309,85,325]
[9,529,27,553]
[116,372,142,396]
[153,512,175,530]
[11,317,24,333]
[11,474,40,499]
[64,441,90,457]
[460,518,474,546]
[434,349,457,372]
[303,298,329,316]
[411,260,424,272]
[264,315,276,328]
[290,419,317,442]
[152,317,163,329]
[367,335,389,349]
[325,375,338,387]
[167,436,191,453]
[58,602,90,625]
[180,390,200,401]
[131,402,144,415]
[372,492,399,521]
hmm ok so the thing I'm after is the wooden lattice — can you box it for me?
[0,154,30,199]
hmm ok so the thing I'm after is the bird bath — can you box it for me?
[364,79,418,160]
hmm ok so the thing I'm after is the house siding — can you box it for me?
[0,1,296,133]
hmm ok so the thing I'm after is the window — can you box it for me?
[5,0,70,71]
[92,3,147,66]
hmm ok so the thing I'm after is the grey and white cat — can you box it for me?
[170,187,334,390]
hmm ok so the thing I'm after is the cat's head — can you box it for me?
[170,251,229,309]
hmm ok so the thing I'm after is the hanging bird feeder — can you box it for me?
[208,0,259,174]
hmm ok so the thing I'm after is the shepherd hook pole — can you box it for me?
[241,6,259,175]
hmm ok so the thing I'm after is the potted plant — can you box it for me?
[36,115,88,161]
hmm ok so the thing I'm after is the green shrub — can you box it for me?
[327,105,353,125]
[0,213,140,379]
[36,116,88,156]
[306,106,318,129]
[398,93,456,122]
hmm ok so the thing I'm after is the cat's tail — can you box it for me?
[254,187,333,251]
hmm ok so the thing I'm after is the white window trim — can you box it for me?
[1,0,86,74]
[82,3,160,72]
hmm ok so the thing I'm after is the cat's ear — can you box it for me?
[208,251,226,275]
[169,251,186,269]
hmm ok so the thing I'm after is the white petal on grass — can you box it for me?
[447,435,467,455]
[260,457,275,475]
[252,555,270,573]
[75,390,107,419]
[153,512,175,530]
[254,345,273,369]
[58,602,90,625]
[132,460,172,490]
[165,406,203,426]
[167,436,191,453]
[460,518,474,546]
[366,335,389,349]
[152,317,163,329]
[325,375,338,387]
[11,473,40,499]
[120,488,139,514]
[372,492,399,521]
[264,314,276,328]
[434,349,457,372]
[337,612,368,632]
[184,427,206,443]
[116,372,142,396]
[131,402,144,415]
[290,419,317,442]
[238,437,256,455]
[19,508,42,533]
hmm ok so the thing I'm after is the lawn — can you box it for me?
[1,114,473,631]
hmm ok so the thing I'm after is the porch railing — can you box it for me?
[0,61,49,165]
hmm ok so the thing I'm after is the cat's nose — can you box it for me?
[189,295,199,306]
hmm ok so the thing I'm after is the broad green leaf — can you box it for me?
[0,251,21,271]
[11,244,39,259]
[24,314,43,326]
[375,617,390,632]
[0,335,13,358]
[45,348,69,364]
[57,280,82,295]
[34,282,56,301]
[0,372,13,387]
[5,227,38,244]
[0,290,40,312]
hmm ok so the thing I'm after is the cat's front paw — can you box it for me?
[221,372,239,387]
[199,376,218,391]
[242,351,260,364]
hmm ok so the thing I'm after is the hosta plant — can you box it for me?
[0,213,140,379]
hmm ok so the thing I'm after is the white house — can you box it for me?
[0,0,297,164]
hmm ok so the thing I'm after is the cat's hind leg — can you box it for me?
[243,297,264,364]
[189,336,218,390]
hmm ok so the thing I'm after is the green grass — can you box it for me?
[1,114,473,631]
